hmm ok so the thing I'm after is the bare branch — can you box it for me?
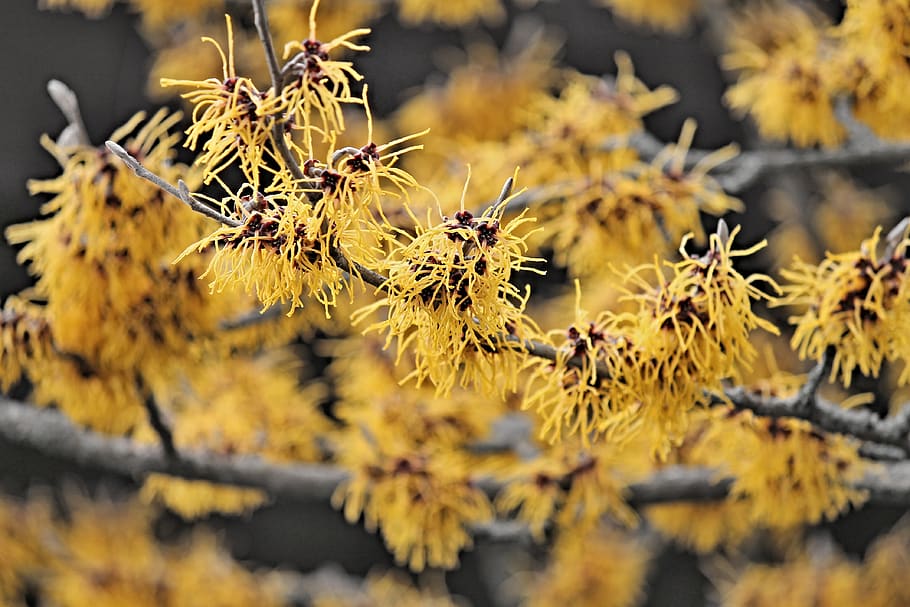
[105,142,240,227]
[138,382,177,459]
[2,398,907,510]
[220,305,287,330]
[712,140,910,193]
[252,0,283,93]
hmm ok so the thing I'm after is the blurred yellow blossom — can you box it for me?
[782,221,910,387]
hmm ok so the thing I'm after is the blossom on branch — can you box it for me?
[782,220,910,387]
[526,223,779,455]
[357,178,543,395]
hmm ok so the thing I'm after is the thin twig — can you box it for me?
[330,246,390,292]
[221,305,287,330]
[251,0,308,184]
[105,142,240,227]
[252,0,283,91]
[47,80,90,147]
[140,387,178,459]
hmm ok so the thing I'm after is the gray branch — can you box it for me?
[723,355,910,456]
[105,141,240,227]
[1,398,909,513]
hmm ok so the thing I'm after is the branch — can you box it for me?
[105,142,240,227]
[139,389,177,459]
[104,147,574,376]
[251,0,308,184]
[723,354,910,456]
[711,138,910,193]
[2,398,909,509]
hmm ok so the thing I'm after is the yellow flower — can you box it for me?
[135,354,329,518]
[524,527,650,607]
[597,0,698,32]
[721,410,867,528]
[541,119,741,275]
[781,222,910,387]
[139,476,267,520]
[721,552,864,607]
[396,0,504,26]
[183,190,347,316]
[357,178,543,395]
[495,439,636,540]
[0,297,53,392]
[161,16,279,186]
[522,292,639,445]
[833,0,910,138]
[332,446,493,572]
[526,225,779,455]
[0,496,51,603]
[44,495,284,607]
[278,0,371,146]
[394,38,559,145]
[863,522,910,607]
[724,5,844,147]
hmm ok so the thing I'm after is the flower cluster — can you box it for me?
[526,223,779,455]
[332,445,492,572]
[358,184,542,395]
[541,119,742,274]
[495,439,637,540]
[3,111,216,432]
[721,523,910,607]
[327,336,506,572]
[782,221,910,387]
[836,0,910,139]
[723,3,844,148]
[0,493,284,607]
[523,528,650,607]
[646,400,867,551]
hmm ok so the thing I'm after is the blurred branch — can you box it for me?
[47,79,90,147]
[140,389,177,459]
[2,397,909,512]
[503,118,910,217]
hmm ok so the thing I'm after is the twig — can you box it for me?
[712,140,910,193]
[220,305,287,330]
[140,389,177,459]
[105,142,240,227]
[330,247,390,292]
[504,335,611,378]
[251,0,308,184]
[47,80,90,147]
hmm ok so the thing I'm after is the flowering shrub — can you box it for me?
[5,0,910,605]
